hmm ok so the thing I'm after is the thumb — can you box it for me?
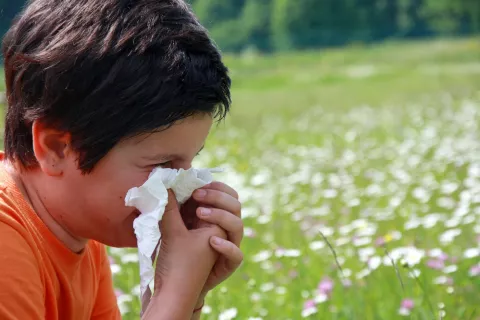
[161,189,186,233]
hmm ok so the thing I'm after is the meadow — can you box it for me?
[1,38,480,319]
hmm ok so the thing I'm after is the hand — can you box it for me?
[142,190,227,319]
[191,181,244,296]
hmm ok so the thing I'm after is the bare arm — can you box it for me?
[141,282,200,320]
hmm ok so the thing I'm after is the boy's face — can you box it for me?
[39,114,213,248]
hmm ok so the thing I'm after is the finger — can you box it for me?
[201,181,239,200]
[197,207,243,247]
[210,236,244,269]
[192,189,241,217]
[162,189,186,233]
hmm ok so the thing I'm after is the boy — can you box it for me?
[0,0,244,319]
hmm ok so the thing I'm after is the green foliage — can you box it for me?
[0,0,479,53]
[241,0,272,52]
[421,0,480,34]
[197,0,479,52]
[209,19,248,52]
[271,0,338,50]
[270,0,292,51]
[192,0,245,28]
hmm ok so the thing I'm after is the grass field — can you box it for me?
[2,38,480,319]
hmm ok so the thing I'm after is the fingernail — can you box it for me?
[195,189,207,198]
[212,236,224,245]
[200,208,211,216]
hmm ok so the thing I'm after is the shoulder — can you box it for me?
[0,220,43,280]
[0,161,32,229]
[0,165,45,281]
[0,219,36,253]
[0,179,43,253]
[0,185,37,253]
[0,223,45,319]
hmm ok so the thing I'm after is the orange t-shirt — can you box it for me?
[0,155,121,320]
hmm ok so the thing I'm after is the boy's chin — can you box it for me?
[103,236,138,248]
[102,211,141,248]
[97,227,138,248]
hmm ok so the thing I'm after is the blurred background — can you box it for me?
[1,1,479,320]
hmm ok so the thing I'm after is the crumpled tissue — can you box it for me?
[124,167,221,308]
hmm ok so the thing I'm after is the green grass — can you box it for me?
[112,38,480,319]
[2,38,480,319]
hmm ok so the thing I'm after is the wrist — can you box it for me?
[153,276,199,305]
[143,287,195,320]
[142,278,200,320]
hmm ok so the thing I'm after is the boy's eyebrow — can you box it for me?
[141,154,171,161]
[142,145,205,161]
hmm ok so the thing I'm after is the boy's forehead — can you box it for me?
[134,116,211,141]
[124,116,211,153]
[141,144,205,161]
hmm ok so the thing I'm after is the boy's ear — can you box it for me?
[31,120,73,176]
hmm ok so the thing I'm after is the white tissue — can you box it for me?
[124,167,220,306]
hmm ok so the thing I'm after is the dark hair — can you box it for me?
[2,0,231,173]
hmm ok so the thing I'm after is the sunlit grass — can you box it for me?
[108,39,480,320]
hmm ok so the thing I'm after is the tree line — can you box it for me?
[1,0,479,53]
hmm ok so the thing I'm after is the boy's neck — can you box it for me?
[7,164,87,253]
